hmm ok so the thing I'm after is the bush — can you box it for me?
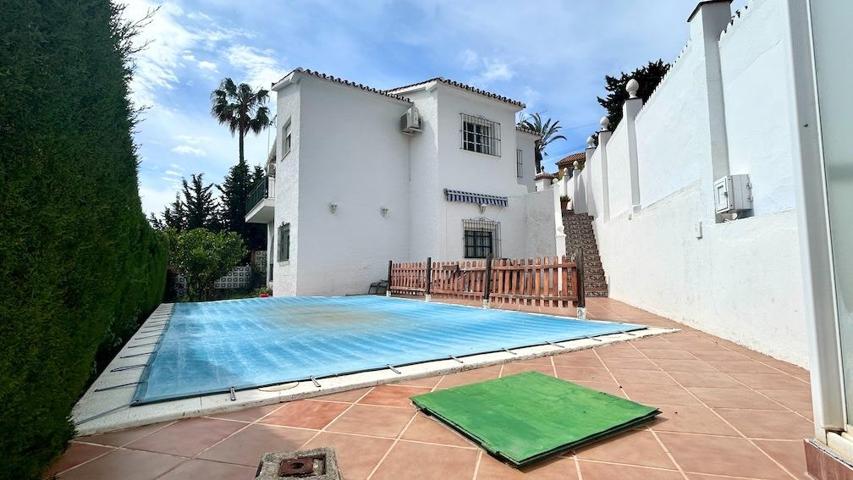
[171,229,246,300]
[0,2,168,478]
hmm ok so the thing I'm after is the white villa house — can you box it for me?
[246,69,561,296]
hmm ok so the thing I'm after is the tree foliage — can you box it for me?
[210,78,271,163]
[219,159,266,251]
[171,229,246,300]
[517,113,566,173]
[0,1,168,478]
[597,59,671,130]
[181,173,220,231]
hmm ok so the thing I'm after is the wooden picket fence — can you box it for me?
[387,255,583,308]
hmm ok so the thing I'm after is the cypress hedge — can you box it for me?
[0,1,168,478]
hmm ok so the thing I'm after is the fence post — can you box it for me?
[575,248,586,318]
[386,260,393,297]
[425,257,432,302]
[482,255,493,309]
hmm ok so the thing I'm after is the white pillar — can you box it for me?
[598,116,612,222]
[623,78,643,212]
[688,0,732,221]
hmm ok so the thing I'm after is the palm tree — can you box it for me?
[210,78,272,163]
[518,113,566,173]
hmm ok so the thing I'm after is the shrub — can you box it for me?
[0,1,168,478]
[171,229,246,300]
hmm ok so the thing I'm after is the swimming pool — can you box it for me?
[132,296,644,405]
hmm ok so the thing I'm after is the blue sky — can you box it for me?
[127,0,746,216]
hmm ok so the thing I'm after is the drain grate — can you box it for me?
[255,447,340,479]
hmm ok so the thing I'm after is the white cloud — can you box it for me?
[460,49,479,70]
[197,60,218,72]
[171,144,206,156]
[225,45,286,90]
[474,59,514,84]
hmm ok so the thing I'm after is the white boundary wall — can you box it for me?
[570,0,807,366]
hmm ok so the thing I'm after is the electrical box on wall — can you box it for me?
[714,174,753,214]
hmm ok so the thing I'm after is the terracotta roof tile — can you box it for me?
[387,77,525,108]
[276,68,413,103]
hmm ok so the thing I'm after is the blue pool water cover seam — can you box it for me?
[130,296,645,405]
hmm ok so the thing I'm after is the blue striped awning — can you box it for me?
[444,189,508,207]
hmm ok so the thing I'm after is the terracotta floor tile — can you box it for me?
[316,387,372,403]
[609,368,677,385]
[650,405,738,436]
[621,383,701,406]
[326,404,415,438]
[689,349,750,361]
[125,417,244,457]
[688,387,786,410]
[754,440,810,480]
[667,371,741,388]
[706,360,778,374]
[654,359,717,372]
[44,442,114,477]
[358,384,431,408]
[371,441,478,480]
[728,373,809,390]
[757,389,813,417]
[207,403,281,423]
[391,375,443,389]
[714,408,814,439]
[437,366,502,389]
[156,459,255,480]
[596,346,645,359]
[554,366,614,383]
[302,432,394,480]
[578,461,683,480]
[501,362,555,377]
[576,430,674,468]
[78,421,172,447]
[476,453,579,479]
[639,348,697,360]
[574,381,627,397]
[260,399,350,429]
[198,424,317,466]
[602,357,660,371]
[402,413,475,448]
[552,351,604,368]
[58,449,185,480]
[658,432,791,479]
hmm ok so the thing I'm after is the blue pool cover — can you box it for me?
[132,296,644,405]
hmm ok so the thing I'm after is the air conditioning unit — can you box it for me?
[400,106,421,134]
[714,174,753,214]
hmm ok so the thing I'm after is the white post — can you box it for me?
[554,181,567,257]
[688,0,732,221]
[598,116,612,222]
[623,78,643,212]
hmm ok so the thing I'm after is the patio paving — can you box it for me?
[47,298,813,480]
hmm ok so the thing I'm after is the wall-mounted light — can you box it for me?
[479,203,487,214]
[380,207,390,217]
[328,202,338,214]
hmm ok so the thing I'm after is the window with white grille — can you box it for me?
[461,114,500,156]
[516,149,523,178]
[282,119,292,157]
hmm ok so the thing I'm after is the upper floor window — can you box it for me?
[516,149,523,178]
[282,119,292,158]
[461,114,501,156]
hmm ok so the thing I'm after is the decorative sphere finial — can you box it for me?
[573,160,580,169]
[626,78,639,99]
[586,136,595,148]
[599,116,610,131]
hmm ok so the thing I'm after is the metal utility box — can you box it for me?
[714,174,753,214]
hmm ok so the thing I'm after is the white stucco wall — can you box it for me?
[571,0,807,366]
[286,75,412,295]
[272,83,301,295]
[635,44,708,208]
[605,123,632,217]
[720,0,796,216]
[524,189,559,257]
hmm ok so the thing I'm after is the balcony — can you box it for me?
[245,175,275,224]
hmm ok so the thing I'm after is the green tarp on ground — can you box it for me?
[411,371,661,466]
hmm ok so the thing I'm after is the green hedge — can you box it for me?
[0,1,168,478]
